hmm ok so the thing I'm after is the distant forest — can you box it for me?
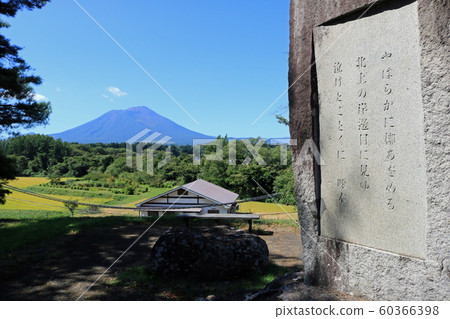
[0,135,295,205]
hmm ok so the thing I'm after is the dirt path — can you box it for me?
[260,226,303,269]
[0,224,302,300]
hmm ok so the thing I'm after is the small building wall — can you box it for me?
[139,205,230,217]
[201,206,229,214]
[138,189,234,216]
[139,211,163,217]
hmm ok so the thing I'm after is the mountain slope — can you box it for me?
[50,106,214,145]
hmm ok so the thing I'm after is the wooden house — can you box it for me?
[136,179,239,217]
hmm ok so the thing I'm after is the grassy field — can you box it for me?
[1,177,298,221]
[0,214,150,257]
[0,209,298,259]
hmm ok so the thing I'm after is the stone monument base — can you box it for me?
[313,237,449,300]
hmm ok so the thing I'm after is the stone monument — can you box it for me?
[289,0,449,300]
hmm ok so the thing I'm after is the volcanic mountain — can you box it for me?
[50,106,214,145]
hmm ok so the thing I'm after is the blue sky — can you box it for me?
[4,0,290,138]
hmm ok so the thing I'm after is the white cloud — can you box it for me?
[102,94,109,99]
[107,86,128,97]
[34,93,48,102]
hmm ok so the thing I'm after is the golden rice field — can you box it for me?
[6,177,50,188]
[238,201,298,221]
[2,177,112,211]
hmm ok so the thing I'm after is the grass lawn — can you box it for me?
[0,207,298,259]
[0,212,150,257]
[108,187,171,206]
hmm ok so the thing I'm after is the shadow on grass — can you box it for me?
[0,216,140,257]
[0,212,299,300]
[0,214,191,258]
[0,212,290,260]
[110,262,300,301]
[0,214,181,300]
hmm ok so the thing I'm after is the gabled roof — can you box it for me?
[136,179,239,207]
[182,179,239,204]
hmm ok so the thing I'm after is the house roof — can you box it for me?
[136,179,239,207]
[182,179,239,204]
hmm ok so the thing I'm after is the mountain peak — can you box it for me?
[126,106,152,112]
[50,106,213,145]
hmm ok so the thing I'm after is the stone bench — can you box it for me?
[176,213,260,232]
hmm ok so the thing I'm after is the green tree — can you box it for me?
[64,200,78,217]
[275,114,289,126]
[0,0,51,133]
[100,155,114,172]
[0,151,16,203]
[275,104,289,127]
[0,0,51,203]
[273,168,296,205]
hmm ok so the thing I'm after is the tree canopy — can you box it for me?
[0,0,51,203]
[0,0,51,134]
[1,135,296,204]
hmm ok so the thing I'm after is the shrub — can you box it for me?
[124,186,134,195]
